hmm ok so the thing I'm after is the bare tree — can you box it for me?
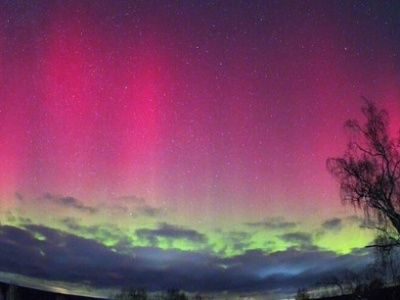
[371,234,400,283]
[295,288,310,300]
[352,278,384,300]
[327,99,400,245]
[115,287,148,300]
[162,288,189,300]
[317,275,347,296]
[193,294,203,300]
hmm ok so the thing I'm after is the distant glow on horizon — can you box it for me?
[0,1,399,298]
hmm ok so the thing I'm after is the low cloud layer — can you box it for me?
[0,223,373,297]
[41,193,98,214]
[322,218,342,231]
[280,232,313,247]
[245,217,298,230]
[1,195,373,298]
[136,223,207,246]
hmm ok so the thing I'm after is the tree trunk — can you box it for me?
[388,212,400,238]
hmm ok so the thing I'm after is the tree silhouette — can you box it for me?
[371,234,400,282]
[193,294,203,300]
[327,99,400,245]
[295,287,310,300]
[115,287,148,300]
[353,278,384,300]
[162,288,189,300]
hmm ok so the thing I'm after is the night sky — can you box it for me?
[0,1,400,299]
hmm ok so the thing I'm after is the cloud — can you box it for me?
[0,224,134,285]
[14,192,24,202]
[220,231,253,253]
[105,196,166,219]
[322,218,342,231]
[0,224,373,298]
[280,232,313,248]
[137,205,165,217]
[42,193,98,214]
[136,223,207,246]
[60,217,123,244]
[245,217,297,230]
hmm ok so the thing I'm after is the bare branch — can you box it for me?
[327,99,400,245]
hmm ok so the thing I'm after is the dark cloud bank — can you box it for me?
[0,224,372,297]
[41,193,98,214]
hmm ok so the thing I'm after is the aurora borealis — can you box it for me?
[0,0,400,299]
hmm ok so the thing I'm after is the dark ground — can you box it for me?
[315,285,400,300]
[1,281,400,300]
